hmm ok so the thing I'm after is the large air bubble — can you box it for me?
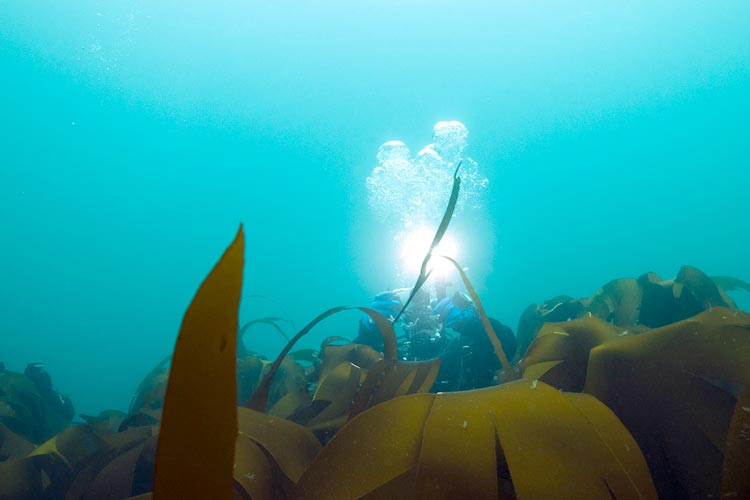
[366,120,487,229]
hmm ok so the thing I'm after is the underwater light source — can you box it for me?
[400,227,458,277]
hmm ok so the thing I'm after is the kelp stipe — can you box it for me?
[153,226,244,500]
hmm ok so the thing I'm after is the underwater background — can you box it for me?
[1,0,749,418]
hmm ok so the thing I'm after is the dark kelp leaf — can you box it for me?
[520,315,620,391]
[0,421,35,459]
[129,356,171,414]
[348,358,440,421]
[584,308,750,499]
[674,265,737,316]
[721,385,750,498]
[64,426,154,500]
[29,424,107,473]
[0,455,44,499]
[82,440,149,500]
[80,409,129,435]
[315,343,382,383]
[589,278,642,327]
[153,226,244,500]
[266,358,312,418]
[305,361,362,430]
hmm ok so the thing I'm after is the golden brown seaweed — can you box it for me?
[291,381,657,500]
[153,226,244,500]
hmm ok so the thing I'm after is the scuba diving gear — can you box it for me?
[433,291,478,330]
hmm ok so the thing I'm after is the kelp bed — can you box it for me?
[2,164,749,500]
[1,229,748,500]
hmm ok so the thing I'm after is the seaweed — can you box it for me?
[290,381,657,500]
[153,225,244,500]
[393,162,461,323]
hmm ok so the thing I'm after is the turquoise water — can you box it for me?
[1,1,748,416]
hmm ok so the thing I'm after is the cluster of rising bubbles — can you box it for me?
[366,120,488,229]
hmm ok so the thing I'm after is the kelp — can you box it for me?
[394,162,461,323]
[712,275,750,293]
[153,226,244,500]
[721,385,750,498]
[238,316,294,356]
[518,308,750,498]
[442,255,514,377]
[9,199,750,499]
[0,421,34,460]
[581,308,750,499]
[520,315,620,391]
[0,368,73,443]
[128,356,171,415]
[245,304,440,437]
[247,305,399,412]
[290,380,657,500]
[516,265,742,359]
[0,422,155,499]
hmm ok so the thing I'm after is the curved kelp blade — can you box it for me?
[519,315,620,391]
[712,275,750,293]
[247,306,397,412]
[153,226,244,500]
[238,316,293,356]
[442,255,514,377]
[290,381,656,500]
[584,308,750,499]
[129,356,171,414]
[394,162,461,323]
[348,358,440,421]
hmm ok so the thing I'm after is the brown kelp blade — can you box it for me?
[129,355,170,414]
[291,381,656,500]
[239,316,293,343]
[519,315,620,391]
[348,357,441,421]
[584,308,750,499]
[711,275,750,292]
[441,255,514,376]
[153,225,244,500]
[721,385,750,498]
[394,162,461,323]
[247,306,397,412]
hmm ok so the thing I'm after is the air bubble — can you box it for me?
[366,121,487,230]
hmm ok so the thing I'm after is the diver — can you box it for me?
[431,291,517,391]
[353,290,403,351]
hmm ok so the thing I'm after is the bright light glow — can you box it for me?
[400,227,459,277]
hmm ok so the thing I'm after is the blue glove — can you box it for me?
[433,294,478,329]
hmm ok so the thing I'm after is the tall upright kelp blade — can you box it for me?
[393,162,461,323]
[153,226,244,500]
